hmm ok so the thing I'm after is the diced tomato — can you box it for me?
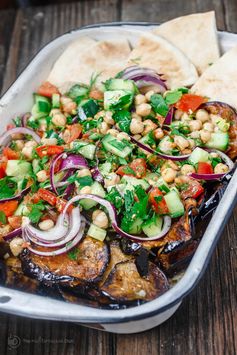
[149,187,169,214]
[3,147,19,160]
[0,201,18,217]
[175,94,207,113]
[37,81,60,98]
[62,124,82,144]
[197,162,214,175]
[0,161,7,178]
[8,216,22,229]
[37,188,57,206]
[181,179,204,200]
[36,145,64,158]
[130,158,147,179]
[116,165,135,177]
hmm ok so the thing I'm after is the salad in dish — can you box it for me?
[0,66,235,306]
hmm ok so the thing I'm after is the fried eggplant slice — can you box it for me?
[21,236,109,286]
[101,260,169,302]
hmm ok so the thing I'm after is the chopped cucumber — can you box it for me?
[31,104,47,119]
[34,94,51,114]
[104,90,133,110]
[99,162,112,176]
[32,159,41,174]
[102,134,133,158]
[164,190,184,218]
[120,176,149,190]
[205,132,229,151]
[6,160,32,179]
[127,218,143,234]
[68,84,88,100]
[142,215,163,238]
[89,132,103,141]
[104,78,136,93]
[87,223,107,241]
[189,147,209,164]
[80,182,105,210]
[78,99,99,120]
[155,177,170,193]
[52,93,60,108]
[71,141,96,160]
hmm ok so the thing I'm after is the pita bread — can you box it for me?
[153,11,220,75]
[191,45,237,110]
[127,33,198,89]
[48,37,131,93]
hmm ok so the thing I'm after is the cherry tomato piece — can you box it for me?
[149,187,169,214]
[37,81,60,98]
[175,94,206,113]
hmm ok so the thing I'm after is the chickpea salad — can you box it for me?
[0,66,235,306]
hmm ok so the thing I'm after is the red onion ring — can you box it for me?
[130,135,190,161]
[164,106,174,125]
[25,217,86,257]
[63,194,171,242]
[3,227,22,241]
[0,127,41,146]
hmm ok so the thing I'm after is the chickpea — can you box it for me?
[174,109,183,120]
[210,152,219,158]
[39,119,47,132]
[200,129,211,143]
[182,148,192,154]
[92,210,109,229]
[104,111,115,125]
[22,140,37,159]
[203,122,214,132]
[133,134,142,140]
[52,112,66,127]
[181,164,195,175]
[162,160,178,171]
[214,163,229,174]
[104,173,120,188]
[190,131,200,139]
[145,90,155,102]
[36,170,48,182]
[117,132,130,141]
[131,113,142,121]
[38,219,55,231]
[175,175,189,185]
[188,139,195,148]
[154,128,164,140]
[210,114,222,124]
[107,129,118,137]
[60,96,77,114]
[161,168,177,183]
[174,135,189,150]
[181,112,190,122]
[94,110,105,120]
[9,237,24,257]
[77,168,91,177]
[135,94,147,105]
[15,140,25,150]
[136,103,151,117]
[100,121,109,135]
[41,137,58,146]
[195,109,209,122]
[189,120,202,132]
[80,186,92,194]
[130,118,144,135]
[142,119,157,135]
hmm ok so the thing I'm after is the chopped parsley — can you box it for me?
[67,247,80,261]
[113,110,131,133]
[106,187,124,213]
[165,90,182,105]
[0,177,17,200]
[0,211,7,224]
[27,201,45,224]
[150,94,169,117]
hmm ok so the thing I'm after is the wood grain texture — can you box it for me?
[0,1,236,355]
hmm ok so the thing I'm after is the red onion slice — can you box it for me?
[50,152,66,195]
[60,154,88,170]
[164,106,174,125]
[0,127,41,146]
[3,227,22,241]
[63,194,171,242]
[25,217,86,257]
[130,135,190,161]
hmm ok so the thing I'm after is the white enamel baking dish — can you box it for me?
[0,23,236,334]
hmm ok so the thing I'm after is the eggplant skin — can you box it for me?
[101,260,169,302]
[20,237,109,286]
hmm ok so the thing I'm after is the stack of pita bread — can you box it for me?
[48,11,237,110]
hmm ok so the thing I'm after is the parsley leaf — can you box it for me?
[154,195,163,203]
[0,178,17,199]
[0,211,6,224]
[113,110,131,133]
[67,247,80,261]
[77,176,93,187]
[106,187,124,213]
[27,201,45,224]
[150,94,169,117]
[165,90,182,105]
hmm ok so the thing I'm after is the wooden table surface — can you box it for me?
[0,1,236,354]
